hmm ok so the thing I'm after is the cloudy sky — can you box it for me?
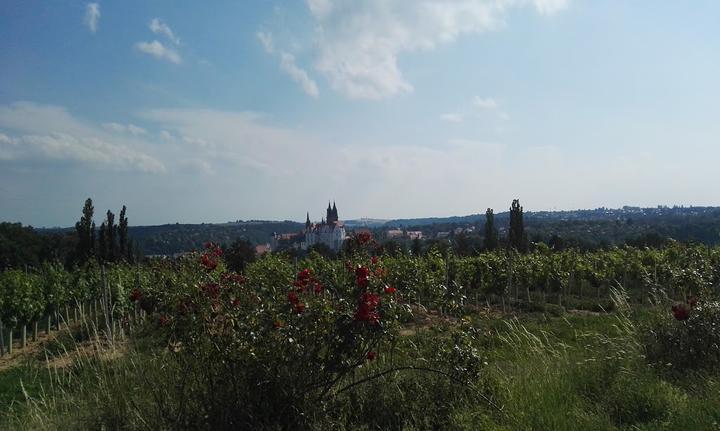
[2,1,719,227]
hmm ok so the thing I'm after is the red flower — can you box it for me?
[231,297,241,307]
[128,288,143,302]
[222,272,245,284]
[273,320,283,329]
[158,314,170,327]
[288,291,299,304]
[672,303,690,321]
[205,242,223,256]
[298,268,312,281]
[357,277,369,289]
[200,253,218,271]
[356,231,372,245]
[201,282,220,299]
[354,292,381,324]
[313,282,323,294]
[295,302,306,314]
[355,266,370,279]
[384,286,396,295]
[366,351,377,361]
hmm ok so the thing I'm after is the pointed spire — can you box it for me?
[332,201,338,222]
[305,212,311,229]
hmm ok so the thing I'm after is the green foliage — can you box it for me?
[645,299,720,374]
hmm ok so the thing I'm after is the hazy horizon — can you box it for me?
[3,1,720,227]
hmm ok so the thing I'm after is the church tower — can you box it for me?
[305,212,311,229]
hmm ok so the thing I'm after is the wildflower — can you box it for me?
[367,351,377,361]
[384,286,397,295]
[231,297,241,307]
[371,256,379,265]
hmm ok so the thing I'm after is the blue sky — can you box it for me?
[1,0,719,227]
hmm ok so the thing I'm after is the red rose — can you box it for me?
[371,256,379,265]
[356,232,372,245]
[295,303,306,314]
[231,298,241,307]
[128,288,143,302]
[672,303,690,321]
[384,286,396,295]
[355,266,370,279]
[288,291,299,304]
[354,292,381,324]
[158,314,170,327]
[200,253,218,271]
[366,351,377,361]
[313,282,323,294]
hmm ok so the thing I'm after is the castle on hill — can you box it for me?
[302,201,347,252]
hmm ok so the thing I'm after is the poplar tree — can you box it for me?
[484,208,499,251]
[509,199,528,252]
[74,198,95,262]
[118,205,128,259]
[106,210,116,262]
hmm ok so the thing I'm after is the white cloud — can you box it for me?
[84,3,100,33]
[103,122,147,135]
[300,0,569,99]
[135,40,182,64]
[149,18,180,45]
[472,97,498,109]
[280,52,319,98]
[0,102,165,173]
[257,31,274,53]
[257,31,319,98]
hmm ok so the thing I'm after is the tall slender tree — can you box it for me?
[106,210,116,262]
[74,198,95,262]
[118,205,128,258]
[509,199,528,252]
[98,221,108,261]
[484,208,499,251]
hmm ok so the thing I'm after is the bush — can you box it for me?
[644,299,720,373]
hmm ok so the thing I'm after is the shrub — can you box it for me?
[644,299,720,373]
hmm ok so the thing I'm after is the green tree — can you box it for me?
[484,208,499,251]
[224,239,257,272]
[411,237,423,256]
[118,205,129,259]
[509,199,528,252]
[74,198,95,262]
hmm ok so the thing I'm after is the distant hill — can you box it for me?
[35,206,720,256]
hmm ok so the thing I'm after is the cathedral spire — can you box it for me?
[332,201,338,222]
[305,212,311,229]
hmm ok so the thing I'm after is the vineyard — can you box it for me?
[1,239,720,429]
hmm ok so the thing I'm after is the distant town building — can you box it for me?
[302,201,347,252]
[436,231,450,239]
[386,229,404,239]
[255,244,271,255]
[406,231,423,240]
